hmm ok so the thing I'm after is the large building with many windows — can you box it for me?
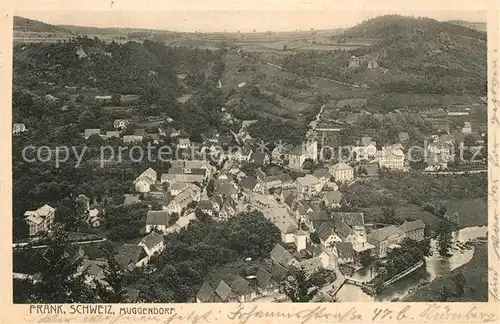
[24,204,55,236]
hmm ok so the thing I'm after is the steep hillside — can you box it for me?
[344,15,486,40]
[14,16,72,35]
[13,36,221,100]
[281,15,487,94]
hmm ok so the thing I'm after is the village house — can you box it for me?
[87,208,101,228]
[295,174,325,194]
[145,210,171,234]
[316,221,342,248]
[228,275,257,303]
[313,168,330,182]
[197,200,214,216]
[177,94,193,104]
[300,257,324,276]
[280,174,294,188]
[123,194,141,206]
[231,145,253,162]
[210,195,224,214]
[81,260,107,287]
[447,106,470,116]
[320,191,344,208]
[104,131,120,139]
[399,220,425,241]
[307,244,337,270]
[249,151,270,167]
[214,280,239,302]
[13,123,27,135]
[329,163,354,182]
[196,282,216,303]
[462,122,472,134]
[298,204,319,226]
[95,95,112,102]
[270,243,300,267]
[84,128,101,140]
[351,136,377,161]
[113,119,130,130]
[333,212,366,243]
[161,170,206,187]
[398,132,410,143]
[239,176,258,197]
[168,182,190,196]
[134,168,157,193]
[254,175,282,194]
[161,127,180,138]
[218,197,238,220]
[255,267,279,295]
[264,207,299,243]
[123,135,144,144]
[316,216,358,249]
[271,143,294,164]
[377,147,405,170]
[367,225,405,258]
[167,213,197,233]
[348,55,361,68]
[236,130,253,145]
[165,184,201,215]
[24,204,55,236]
[177,137,191,149]
[324,181,339,191]
[138,232,165,258]
[332,242,355,265]
[286,141,318,170]
[116,244,149,271]
[214,179,240,201]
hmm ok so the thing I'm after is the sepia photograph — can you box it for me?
[9,2,491,308]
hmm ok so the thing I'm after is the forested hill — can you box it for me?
[343,15,486,41]
[282,15,487,94]
[14,16,73,35]
[13,37,221,102]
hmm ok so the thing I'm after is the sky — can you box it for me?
[13,1,488,32]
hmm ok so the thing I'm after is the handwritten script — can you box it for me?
[490,46,500,305]
[21,304,497,324]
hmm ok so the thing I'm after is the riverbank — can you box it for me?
[403,241,488,302]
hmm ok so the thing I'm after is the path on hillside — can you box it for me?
[242,54,366,89]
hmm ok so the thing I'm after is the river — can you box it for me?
[335,226,488,302]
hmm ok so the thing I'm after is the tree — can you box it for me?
[382,206,395,224]
[437,285,451,301]
[168,213,180,226]
[437,221,453,257]
[282,270,311,302]
[226,211,280,259]
[29,230,95,302]
[377,266,388,280]
[359,250,374,267]
[302,158,314,171]
[95,245,128,302]
[452,272,466,297]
